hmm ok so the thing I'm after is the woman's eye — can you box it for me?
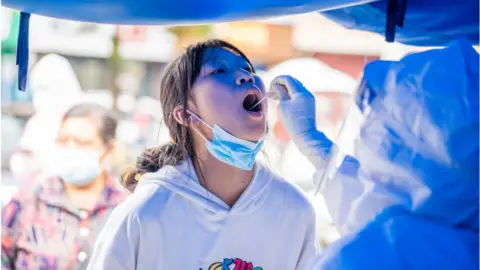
[76,139,94,147]
[243,67,253,73]
[211,68,226,74]
[57,137,68,144]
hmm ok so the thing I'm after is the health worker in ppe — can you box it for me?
[2,103,126,269]
[87,39,318,270]
[8,112,63,186]
[8,53,83,187]
[274,39,478,269]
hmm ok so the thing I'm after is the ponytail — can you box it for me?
[121,143,185,192]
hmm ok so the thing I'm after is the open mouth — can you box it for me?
[242,91,263,113]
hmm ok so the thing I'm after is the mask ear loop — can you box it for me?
[185,109,213,143]
[185,109,212,128]
[183,108,215,206]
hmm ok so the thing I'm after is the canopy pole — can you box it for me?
[385,0,407,42]
[16,12,30,91]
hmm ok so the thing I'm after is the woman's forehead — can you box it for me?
[59,117,99,139]
[202,47,249,65]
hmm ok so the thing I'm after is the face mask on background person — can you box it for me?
[52,103,118,187]
[48,146,109,186]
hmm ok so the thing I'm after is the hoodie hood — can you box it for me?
[137,159,273,218]
[354,39,479,230]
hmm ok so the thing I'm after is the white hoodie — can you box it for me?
[87,160,318,270]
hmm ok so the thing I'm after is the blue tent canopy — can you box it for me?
[2,0,478,90]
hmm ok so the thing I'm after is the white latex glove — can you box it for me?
[272,75,337,170]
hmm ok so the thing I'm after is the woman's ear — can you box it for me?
[173,106,200,126]
[100,139,117,163]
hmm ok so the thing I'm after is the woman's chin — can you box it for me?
[222,116,267,142]
[241,124,267,142]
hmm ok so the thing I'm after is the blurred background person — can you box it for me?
[2,52,83,206]
[8,112,63,186]
[2,103,126,270]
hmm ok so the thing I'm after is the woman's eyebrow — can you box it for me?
[199,60,217,74]
[200,62,216,72]
[202,54,249,69]
[235,56,251,68]
[199,59,217,75]
[242,64,252,70]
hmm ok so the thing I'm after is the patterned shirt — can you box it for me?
[1,176,126,270]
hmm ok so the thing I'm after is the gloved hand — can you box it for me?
[273,76,387,234]
[271,75,337,170]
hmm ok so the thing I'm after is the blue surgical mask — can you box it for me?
[49,147,105,186]
[187,109,266,171]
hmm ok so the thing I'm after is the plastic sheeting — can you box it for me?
[313,39,479,269]
[2,0,478,46]
[323,0,479,46]
[2,0,374,24]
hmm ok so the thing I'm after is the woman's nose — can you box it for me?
[235,69,254,86]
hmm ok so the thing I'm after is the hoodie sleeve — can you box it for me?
[87,204,140,270]
[295,202,320,270]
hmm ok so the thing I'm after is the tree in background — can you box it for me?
[108,26,121,113]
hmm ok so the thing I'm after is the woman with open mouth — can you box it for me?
[87,39,318,270]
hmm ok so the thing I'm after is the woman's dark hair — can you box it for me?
[121,39,254,192]
[63,103,118,144]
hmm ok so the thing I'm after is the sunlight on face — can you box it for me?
[190,48,267,142]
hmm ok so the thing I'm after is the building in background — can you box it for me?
[213,21,296,68]
[292,13,384,79]
[1,9,427,117]
[1,8,426,174]
[1,9,177,116]
[29,16,177,99]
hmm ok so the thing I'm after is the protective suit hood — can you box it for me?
[29,53,82,113]
[355,39,479,230]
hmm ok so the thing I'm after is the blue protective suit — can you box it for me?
[307,40,479,269]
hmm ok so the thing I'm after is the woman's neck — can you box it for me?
[194,152,254,207]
